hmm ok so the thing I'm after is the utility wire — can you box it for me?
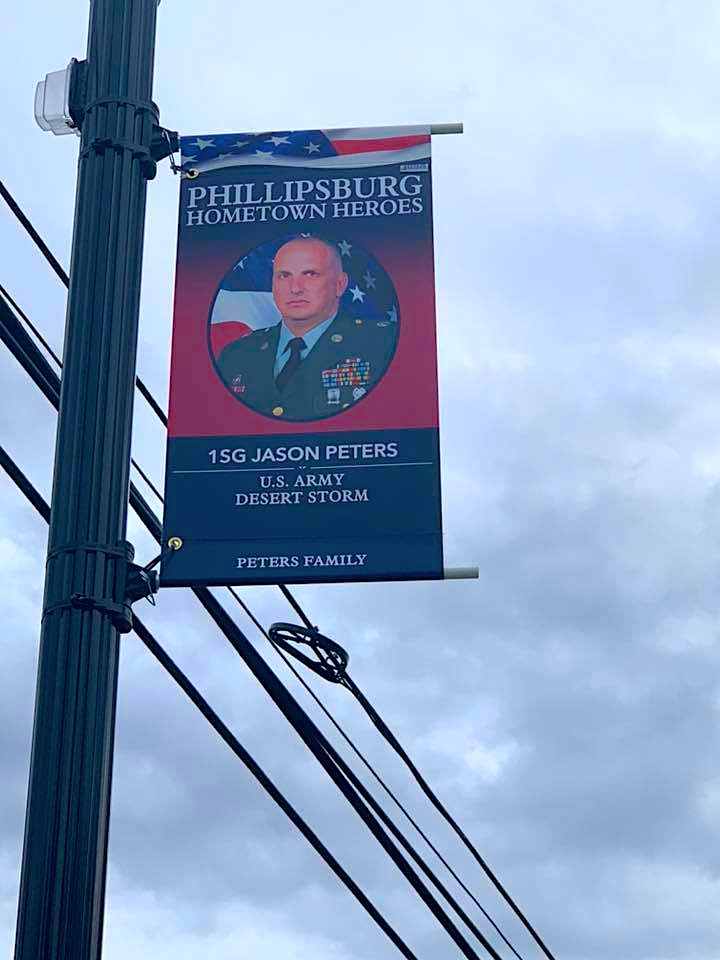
[0,179,168,426]
[0,292,504,960]
[281,586,557,960]
[0,444,420,960]
[231,586,525,960]
[0,280,164,506]
[0,281,522,959]
[0,181,556,960]
[1,260,520,957]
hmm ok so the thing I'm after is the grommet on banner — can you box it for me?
[184,168,199,179]
[167,536,183,551]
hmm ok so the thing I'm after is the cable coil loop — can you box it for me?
[268,622,349,683]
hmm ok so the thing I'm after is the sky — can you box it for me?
[2,1,720,959]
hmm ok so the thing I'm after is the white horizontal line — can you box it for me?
[171,461,434,475]
[309,461,433,469]
[173,466,296,474]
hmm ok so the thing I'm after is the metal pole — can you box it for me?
[14,1,160,958]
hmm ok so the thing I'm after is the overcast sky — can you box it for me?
[3,2,720,959]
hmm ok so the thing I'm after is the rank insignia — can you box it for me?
[331,334,343,343]
[231,375,246,395]
[260,341,269,351]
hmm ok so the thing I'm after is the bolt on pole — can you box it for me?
[14,1,160,958]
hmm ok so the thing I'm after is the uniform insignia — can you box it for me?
[377,321,389,327]
[354,318,363,325]
[272,405,284,417]
[231,375,246,395]
[260,341,269,351]
[352,386,366,401]
[321,358,371,391]
[331,334,343,343]
[326,387,341,405]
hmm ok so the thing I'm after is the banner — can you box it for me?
[161,126,443,586]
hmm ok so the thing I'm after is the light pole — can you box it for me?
[15,2,172,957]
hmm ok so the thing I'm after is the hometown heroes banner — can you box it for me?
[161,126,443,586]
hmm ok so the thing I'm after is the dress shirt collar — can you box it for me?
[275,311,338,372]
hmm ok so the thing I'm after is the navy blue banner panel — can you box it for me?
[162,126,443,586]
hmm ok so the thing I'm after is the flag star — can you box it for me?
[190,137,214,151]
[387,304,398,323]
[234,140,249,149]
[337,239,352,257]
[267,135,291,147]
[304,141,321,154]
[362,270,376,289]
[255,150,274,158]
[217,153,234,160]
[182,155,197,164]
[236,257,247,270]
[350,285,366,303]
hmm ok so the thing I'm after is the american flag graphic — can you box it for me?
[210,233,399,356]
[180,125,430,173]
[185,126,421,354]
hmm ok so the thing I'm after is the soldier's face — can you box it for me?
[272,242,348,329]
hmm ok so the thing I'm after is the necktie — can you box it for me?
[275,337,306,391]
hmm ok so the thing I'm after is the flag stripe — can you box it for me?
[331,135,429,155]
[327,125,431,141]
[190,142,430,173]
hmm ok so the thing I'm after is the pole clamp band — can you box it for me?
[47,541,132,563]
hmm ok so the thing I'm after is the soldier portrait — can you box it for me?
[209,234,399,421]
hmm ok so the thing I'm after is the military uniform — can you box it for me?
[216,311,398,421]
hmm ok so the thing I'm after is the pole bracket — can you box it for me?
[73,82,178,180]
[42,540,160,633]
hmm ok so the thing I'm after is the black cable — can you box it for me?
[128,455,164,503]
[0,182,68,286]
[0,286,162,504]
[0,277,518,960]
[0,260,520,957]
[280,587,556,960]
[0,445,420,960]
[0,293,504,960]
[350,678,555,960]
[196,589,497,960]
[0,281,62,367]
[0,179,168,427]
[0,187,554,960]
[231,587,525,960]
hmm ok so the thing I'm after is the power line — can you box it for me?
[0,178,168,427]
[231,586,526,960]
[280,587,557,960]
[0,443,420,960]
[0,274,498,951]
[0,280,524,959]
[0,290,505,960]
[0,280,163,505]
[0,182,556,960]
